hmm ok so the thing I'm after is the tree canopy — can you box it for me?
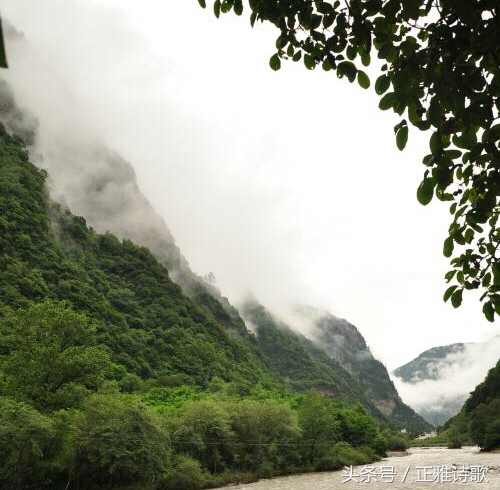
[198,0,499,320]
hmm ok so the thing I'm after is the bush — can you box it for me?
[381,428,409,451]
[172,400,235,473]
[256,462,275,479]
[0,398,56,489]
[372,434,389,456]
[73,395,171,488]
[315,442,375,472]
[447,436,462,449]
[229,399,301,472]
[469,400,500,451]
[160,455,207,490]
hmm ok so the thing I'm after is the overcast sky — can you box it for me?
[2,0,498,369]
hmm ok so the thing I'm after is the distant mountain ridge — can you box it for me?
[393,343,470,383]
[392,338,500,425]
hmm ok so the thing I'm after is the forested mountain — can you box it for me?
[0,119,415,490]
[0,124,269,388]
[299,307,430,431]
[445,359,500,451]
[0,76,247,338]
[0,73,429,489]
[241,301,430,433]
[0,74,429,431]
[241,300,376,408]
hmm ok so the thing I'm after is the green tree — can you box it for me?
[0,301,111,410]
[0,398,55,490]
[469,399,500,451]
[200,0,499,320]
[297,391,342,463]
[172,399,235,473]
[229,399,301,472]
[71,395,170,488]
[338,404,379,447]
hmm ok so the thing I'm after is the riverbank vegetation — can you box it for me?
[0,304,395,490]
[411,359,500,452]
[444,359,500,451]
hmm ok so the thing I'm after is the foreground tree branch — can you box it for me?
[199,0,499,320]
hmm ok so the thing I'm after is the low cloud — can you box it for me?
[392,336,500,424]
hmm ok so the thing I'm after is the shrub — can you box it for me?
[372,434,389,456]
[256,462,275,479]
[381,429,409,451]
[172,400,235,473]
[160,455,207,490]
[73,395,170,488]
[315,442,375,471]
[0,398,56,489]
[229,399,301,472]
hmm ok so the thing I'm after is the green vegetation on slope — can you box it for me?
[0,124,405,489]
[439,359,500,451]
[307,310,431,433]
[241,300,382,413]
[0,125,271,390]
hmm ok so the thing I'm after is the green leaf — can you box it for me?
[214,0,221,18]
[482,272,491,287]
[375,75,390,95]
[482,301,494,322]
[443,285,458,302]
[322,58,333,71]
[276,35,287,50]
[379,92,396,110]
[443,237,454,258]
[337,61,357,82]
[269,54,281,71]
[198,0,206,8]
[304,54,315,70]
[396,126,408,150]
[416,178,434,205]
[357,71,370,89]
[429,132,442,154]
[234,0,243,15]
[220,1,232,13]
[450,289,463,308]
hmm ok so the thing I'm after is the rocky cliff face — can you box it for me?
[295,306,430,431]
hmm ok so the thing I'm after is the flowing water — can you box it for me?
[215,447,500,489]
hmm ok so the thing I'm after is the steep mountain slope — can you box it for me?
[0,77,247,337]
[0,76,428,431]
[241,300,377,408]
[393,343,469,383]
[0,122,396,422]
[241,299,430,432]
[446,358,500,450]
[0,124,269,388]
[296,307,430,432]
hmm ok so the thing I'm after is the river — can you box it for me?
[213,447,500,489]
